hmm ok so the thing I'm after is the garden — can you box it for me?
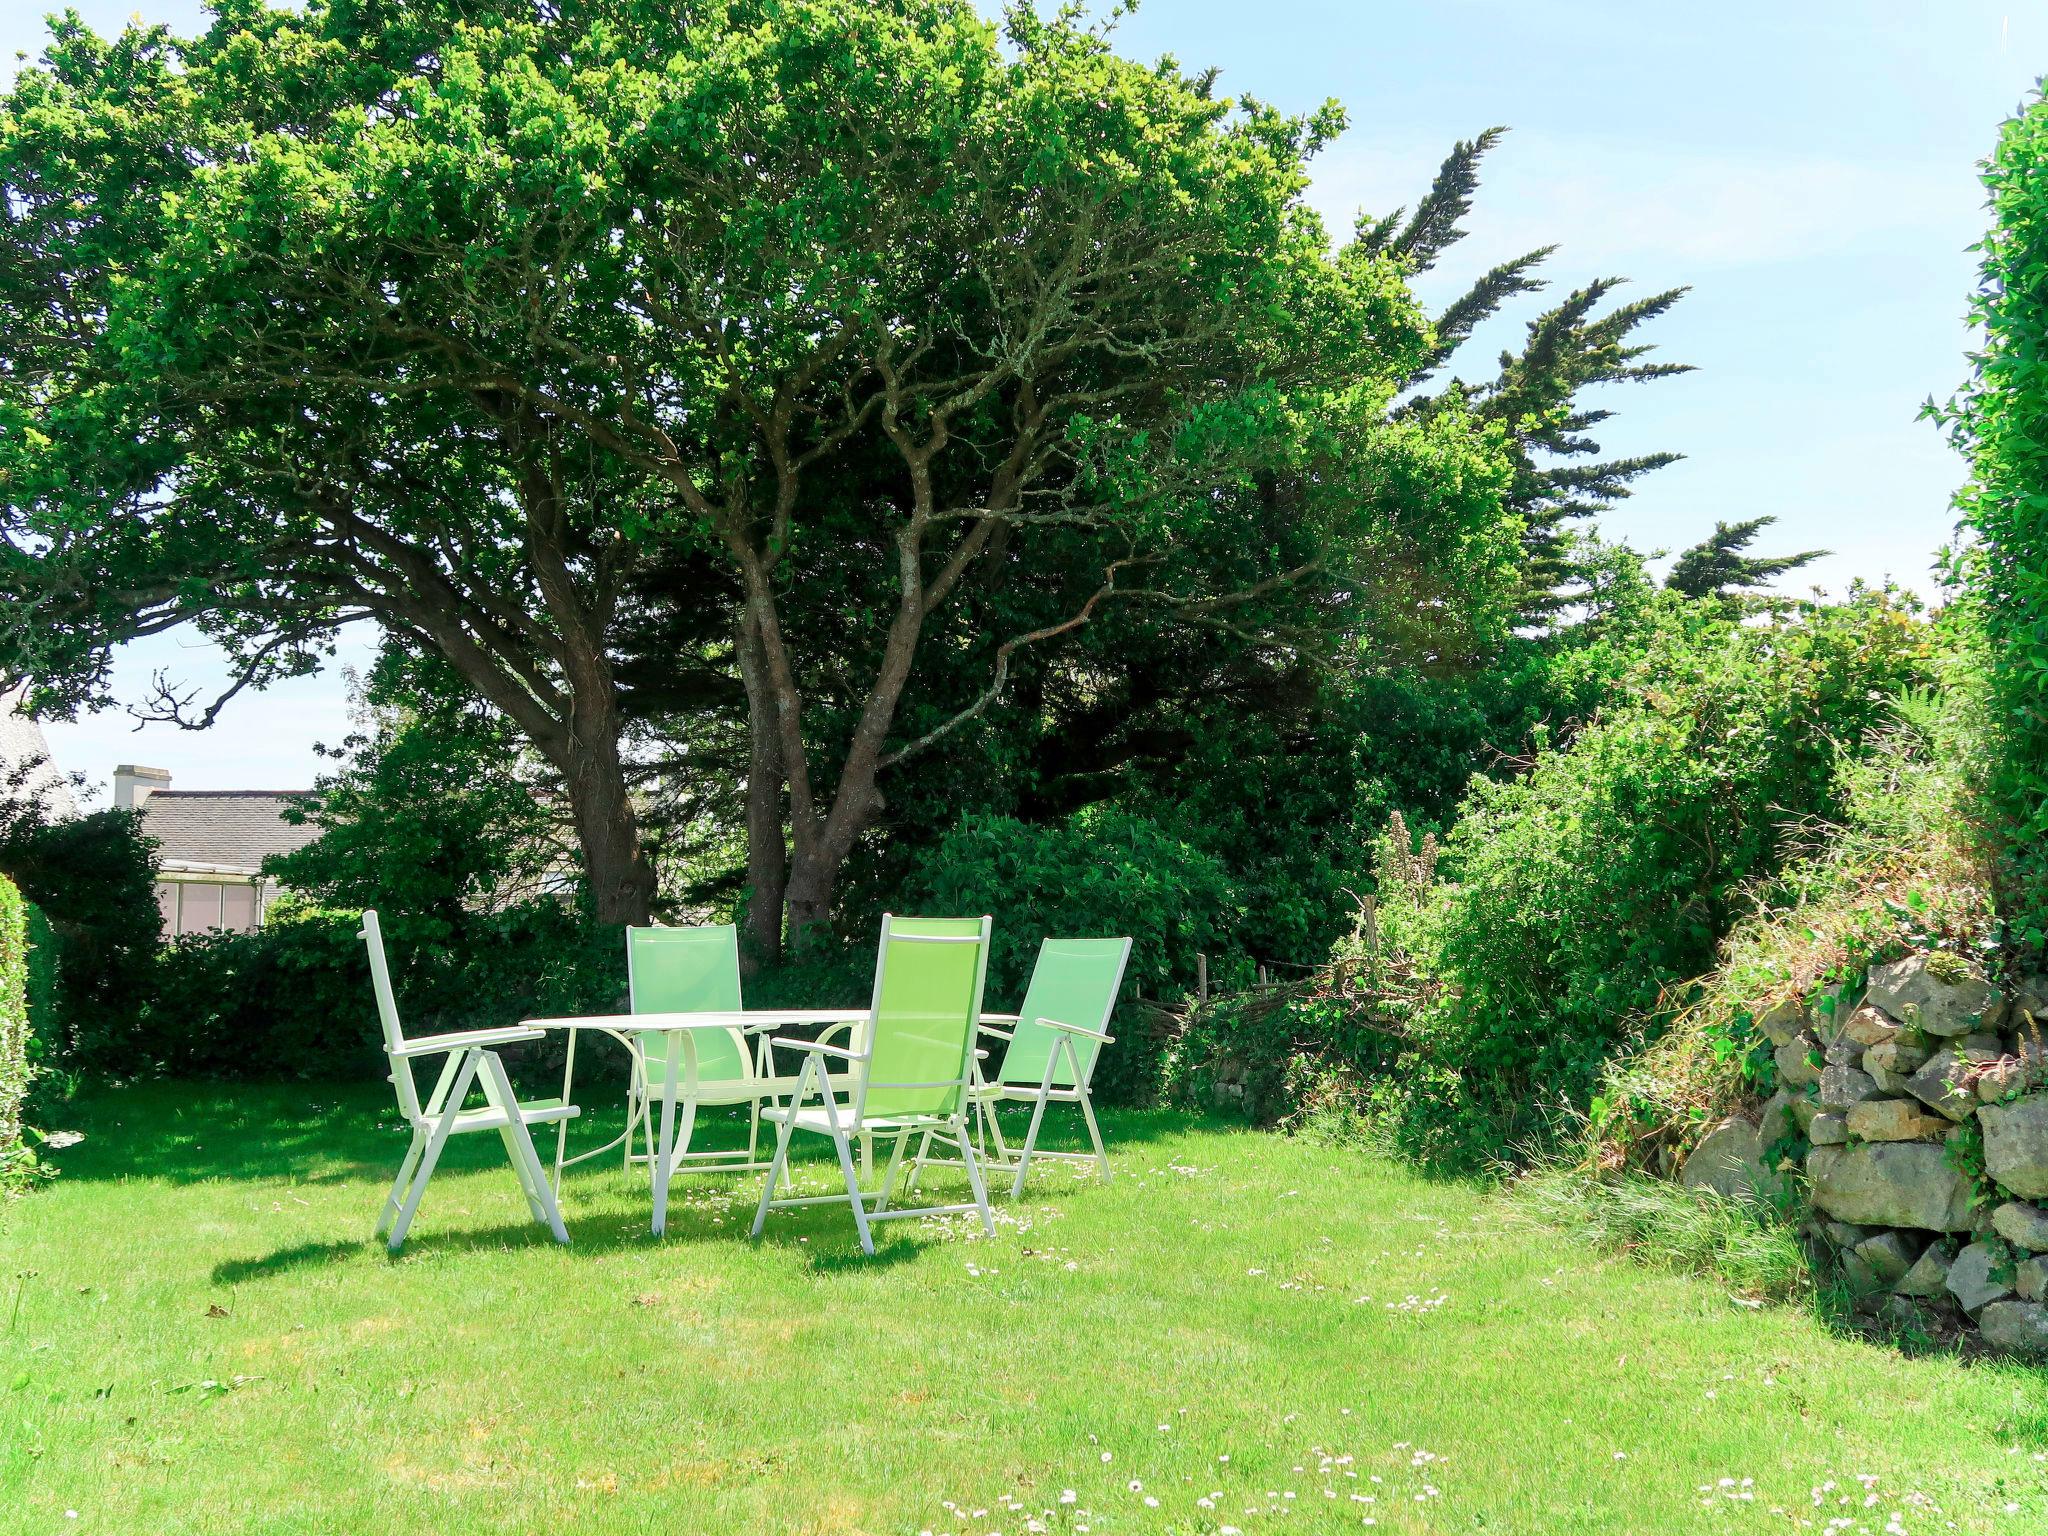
[5,2,2048,1532]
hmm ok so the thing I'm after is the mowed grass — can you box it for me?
[4,1084,2047,1535]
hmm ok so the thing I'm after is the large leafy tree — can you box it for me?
[3,0,1517,956]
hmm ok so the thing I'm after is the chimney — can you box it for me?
[114,764,171,809]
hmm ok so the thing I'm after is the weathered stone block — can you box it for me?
[1867,1060,1911,1096]
[1946,1240,2014,1313]
[1865,954,2006,1038]
[1992,1200,2048,1252]
[1820,1055,1879,1112]
[1851,1229,1920,1288]
[1982,1094,2048,1200]
[1840,1005,1901,1048]
[1895,1241,1954,1297]
[1846,1098,1948,1142]
[1808,1112,1849,1147]
[1807,1143,1975,1231]
[1906,1048,1988,1123]
[1775,1035,1823,1089]
[1680,1117,1763,1198]
[2018,1257,2048,1303]
[1866,1039,1932,1078]
[1756,997,1807,1047]
[1979,1300,2048,1356]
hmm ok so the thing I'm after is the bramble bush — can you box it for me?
[1376,590,1939,1166]
[1167,593,1943,1170]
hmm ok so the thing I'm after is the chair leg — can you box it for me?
[1011,1090,1053,1200]
[830,1127,875,1255]
[1078,1087,1112,1183]
[552,1026,579,1197]
[750,1114,797,1239]
[956,1126,996,1238]
[388,1052,481,1251]
[874,1130,911,1213]
[983,1095,1012,1166]
[905,1128,934,1195]
[480,1051,570,1244]
[387,1120,454,1253]
[375,1131,426,1239]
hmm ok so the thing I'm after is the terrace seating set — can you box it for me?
[359,910,1131,1257]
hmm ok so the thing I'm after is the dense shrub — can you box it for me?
[0,873,30,1190]
[1167,599,1945,1171]
[1585,638,1998,1173]
[134,902,622,1081]
[0,798,159,1073]
[20,901,58,1119]
[904,807,1241,1101]
[1323,594,1941,1169]
[1936,87,2048,930]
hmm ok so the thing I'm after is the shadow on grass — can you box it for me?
[43,1081,1217,1186]
[213,1175,982,1283]
[50,1078,1226,1282]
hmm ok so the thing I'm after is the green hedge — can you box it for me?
[0,874,30,1189]
[133,903,623,1080]
[1939,87,2048,928]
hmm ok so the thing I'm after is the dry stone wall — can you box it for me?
[1679,952,2048,1354]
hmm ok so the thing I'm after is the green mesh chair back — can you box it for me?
[857,915,990,1120]
[997,937,1133,1089]
[627,924,748,1086]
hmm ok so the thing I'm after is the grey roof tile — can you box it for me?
[142,790,319,873]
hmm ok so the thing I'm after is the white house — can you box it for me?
[116,766,318,937]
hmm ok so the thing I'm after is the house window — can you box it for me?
[155,880,264,937]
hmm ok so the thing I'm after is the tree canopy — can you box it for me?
[1,0,1688,951]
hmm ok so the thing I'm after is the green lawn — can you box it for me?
[3,1084,2046,1535]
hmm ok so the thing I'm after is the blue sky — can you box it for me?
[8,1,2044,797]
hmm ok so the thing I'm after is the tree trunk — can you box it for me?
[736,614,787,968]
[782,849,838,955]
[560,729,657,926]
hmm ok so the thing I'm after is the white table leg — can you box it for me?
[649,1028,700,1237]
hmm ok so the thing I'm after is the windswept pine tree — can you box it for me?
[1380,129,1693,622]
[1665,516,1829,601]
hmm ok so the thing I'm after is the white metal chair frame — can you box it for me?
[911,939,1130,1199]
[361,909,577,1252]
[751,916,997,1256]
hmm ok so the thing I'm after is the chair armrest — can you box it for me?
[767,1036,861,1062]
[979,1012,1020,1024]
[1037,1016,1113,1044]
[390,1026,545,1058]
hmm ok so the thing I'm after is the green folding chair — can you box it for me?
[360,909,578,1252]
[751,914,995,1255]
[913,935,1130,1198]
[553,923,845,1190]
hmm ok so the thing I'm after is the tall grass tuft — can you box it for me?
[1511,1165,1811,1303]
